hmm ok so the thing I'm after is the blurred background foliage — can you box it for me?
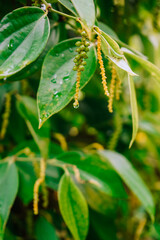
[0,0,160,239]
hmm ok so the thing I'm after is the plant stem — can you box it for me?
[41,0,77,20]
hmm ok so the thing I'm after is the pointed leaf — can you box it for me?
[107,56,137,76]
[122,48,160,83]
[0,161,18,237]
[70,0,95,26]
[58,0,78,16]
[16,96,50,158]
[58,173,89,240]
[128,75,139,148]
[99,150,155,221]
[38,39,96,127]
[0,7,50,79]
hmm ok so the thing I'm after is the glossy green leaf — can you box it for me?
[122,48,160,83]
[35,216,59,240]
[128,75,139,148]
[38,39,96,127]
[4,25,59,83]
[0,7,50,79]
[99,150,155,221]
[58,173,89,240]
[0,161,18,237]
[70,0,95,26]
[58,0,78,16]
[16,96,50,158]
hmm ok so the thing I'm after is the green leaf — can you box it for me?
[58,0,78,16]
[122,48,160,83]
[98,22,119,40]
[98,150,155,221]
[16,162,36,205]
[128,75,139,148]
[38,38,96,127]
[0,7,50,79]
[108,56,137,76]
[0,161,18,237]
[48,152,127,214]
[4,25,59,83]
[70,0,95,26]
[35,216,59,240]
[58,173,89,240]
[16,96,50,158]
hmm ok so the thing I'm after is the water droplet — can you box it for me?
[8,39,14,50]
[73,102,79,109]
[61,53,65,58]
[63,73,70,81]
[56,53,59,57]
[53,90,62,98]
[51,74,57,83]
[3,77,7,81]
[45,112,50,118]
[69,48,73,52]
[59,79,63,85]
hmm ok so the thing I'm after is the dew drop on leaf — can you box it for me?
[61,53,65,58]
[8,39,14,50]
[69,48,73,52]
[51,74,57,83]
[53,90,62,98]
[45,112,50,118]
[63,73,70,81]
[59,79,63,85]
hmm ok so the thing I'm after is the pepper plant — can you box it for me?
[0,0,160,239]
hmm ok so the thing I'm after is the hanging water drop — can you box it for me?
[61,53,65,58]
[3,77,7,81]
[73,102,79,109]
